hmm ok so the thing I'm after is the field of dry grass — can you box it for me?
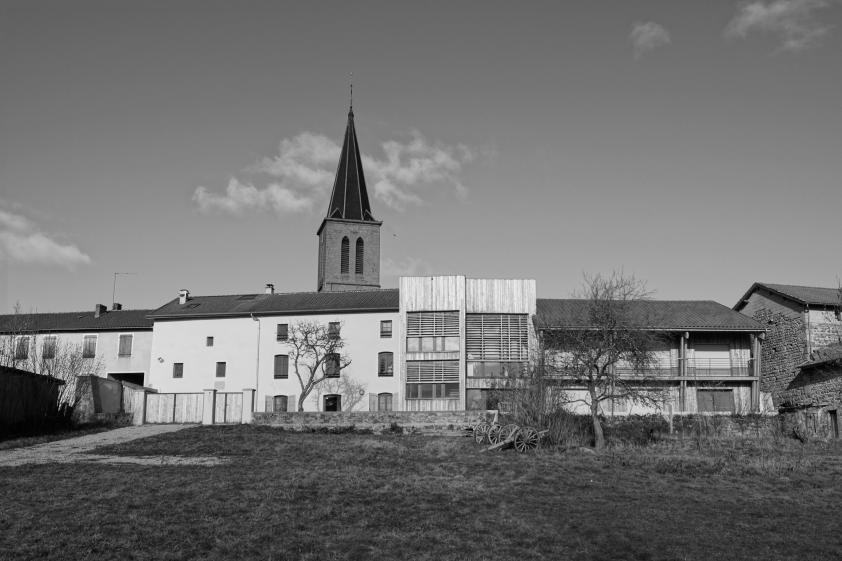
[1,425,841,560]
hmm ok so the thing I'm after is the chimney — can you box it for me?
[94,304,107,318]
[112,303,122,311]
[265,283,275,295]
[178,289,190,305]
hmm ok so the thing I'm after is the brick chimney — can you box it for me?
[265,283,275,295]
[178,289,190,305]
[94,304,107,318]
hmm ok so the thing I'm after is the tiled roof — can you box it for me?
[149,289,399,319]
[536,299,764,331]
[0,309,154,333]
[734,283,841,310]
[802,345,842,368]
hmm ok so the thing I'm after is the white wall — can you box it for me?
[148,312,400,412]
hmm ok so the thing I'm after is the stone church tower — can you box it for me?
[316,107,382,292]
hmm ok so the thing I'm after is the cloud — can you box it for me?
[630,21,671,58]
[381,257,433,278]
[193,178,314,215]
[194,129,476,216]
[0,205,91,268]
[725,0,833,52]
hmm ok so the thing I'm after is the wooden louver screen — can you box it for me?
[406,312,459,337]
[406,360,460,383]
[465,314,529,361]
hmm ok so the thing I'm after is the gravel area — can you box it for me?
[0,424,224,467]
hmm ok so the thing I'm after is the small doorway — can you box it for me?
[829,410,839,439]
[377,392,393,411]
[324,394,341,412]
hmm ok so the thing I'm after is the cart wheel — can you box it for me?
[499,424,519,444]
[474,422,490,444]
[488,424,503,445]
[514,427,540,453]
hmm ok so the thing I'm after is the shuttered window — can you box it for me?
[42,336,57,360]
[355,238,364,274]
[465,314,528,361]
[380,320,392,338]
[406,360,460,383]
[378,352,394,376]
[276,323,288,341]
[118,334,133,357]
[173,363,184,378]
[14,336,29,360]
[340,237,350,274]
[274,354,289,379]
[82,335,97,358]
[216,362,226,378]
[406,311,459,352]
[378,393,393,411]
[325,353,340,378]
[273,395,288,412]
[328,322,340,340]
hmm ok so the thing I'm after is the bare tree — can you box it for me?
[310,373,367,412]
[285,320,352,411]
[538,272,667,449]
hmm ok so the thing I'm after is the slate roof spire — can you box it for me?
[324,105,376,222]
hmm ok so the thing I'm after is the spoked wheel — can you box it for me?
[514,427,540,453]
[499,424,519,444]
[488,424,503,445]
[474,422,491,444]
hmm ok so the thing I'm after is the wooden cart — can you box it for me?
[471,421,545,453]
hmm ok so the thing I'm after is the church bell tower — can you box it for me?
[316,106,382,292]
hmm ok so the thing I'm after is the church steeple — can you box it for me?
[324,108,376,222]
[316,105,382,293]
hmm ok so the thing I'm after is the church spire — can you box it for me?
[324,106,375,222]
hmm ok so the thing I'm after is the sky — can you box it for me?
[1,0,841,314]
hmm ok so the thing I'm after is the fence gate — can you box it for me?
[144,393,204,424]
[214,392,243,424]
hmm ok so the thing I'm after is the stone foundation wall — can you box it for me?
[669,414,783,438]
[254,410,494,432]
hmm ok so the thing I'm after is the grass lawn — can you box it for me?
[1,425,841,561]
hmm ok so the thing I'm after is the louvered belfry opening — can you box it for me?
[355,237,364,275]
[340,236,350,274]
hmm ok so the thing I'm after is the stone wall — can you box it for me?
[752,308,807,404]
[254,410,494,432]
[670,414,783,438]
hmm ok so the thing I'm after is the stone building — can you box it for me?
[734,282,842,436]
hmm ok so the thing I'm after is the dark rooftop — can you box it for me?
[323,109,376,224]
[734,282,841,310]
[150,289,399,319]
[536,299,764,331]
[0,309,154,333]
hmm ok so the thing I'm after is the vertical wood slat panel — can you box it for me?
[465,279,536,314]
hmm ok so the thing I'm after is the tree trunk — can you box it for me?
[298,394,306,412]
[589,394,605,449]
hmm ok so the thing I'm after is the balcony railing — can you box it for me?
[614,358,753,378]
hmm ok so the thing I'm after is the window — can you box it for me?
[273,395,288,412]
[406,311,459,353]
[216,362,226,378]
[274,354,289,379]
[697,389,734,413]
[206,336,214,347]
[41,336,57,360]
[276,323,288,341]
[328,322,340,340]
[14,336,30,360]
[173,363,184,378]
[325,353,340,378]
[378,393,393,412]
[467,361,526,378]
[340,236,350,274]
[380,320,392,338]
[82,335,97,358]
[355,237,364,275]
[378,352,394,377]
[118,334,133,357]
[405,360,460,399]
[465,314,529,361]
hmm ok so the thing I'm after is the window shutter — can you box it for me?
[406,312,459,337]
[466,314,528,361]
[406,361,460,383]
[288,395,296,412]
[265,395,274,413]
[369,393,377,411]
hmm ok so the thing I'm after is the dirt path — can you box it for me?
[0,424,224,467]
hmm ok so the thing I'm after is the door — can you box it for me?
[830,410,839,438]
[324,394,341,412]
